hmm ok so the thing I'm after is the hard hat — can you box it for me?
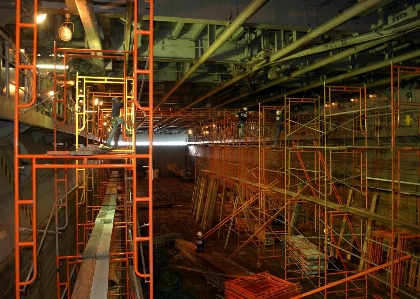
[243,107,248,111]
[111,97,118,101]
[197,231,203,237]
[276,110,282,115]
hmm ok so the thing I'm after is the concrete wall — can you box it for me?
[0,130,78,299]
[137,145,189,175]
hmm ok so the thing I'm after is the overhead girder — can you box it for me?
[152,0,390,131]
[98,14,112,49]
[171,22,184,40]
[254,0,392,70]
[245,21,420,98]
[278,22,419,62]
[153,0,270,112]
[190,23,206,41]
[152,21,420,131]
[124,0,134,52]
[64,0,78,15]
[66,0,105,73]
[248,46,420,108]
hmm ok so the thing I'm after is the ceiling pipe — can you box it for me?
[154,0,269,112]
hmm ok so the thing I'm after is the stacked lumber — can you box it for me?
[287,235,325,275]
[224,272,301,299]
[175,238,250,290]
[191,173,221,230]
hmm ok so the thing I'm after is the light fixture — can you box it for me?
[36,64,68,69]
[58,13,74,42]
[36,14,47,24]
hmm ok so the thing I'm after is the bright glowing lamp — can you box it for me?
[36,14,47,24]
[59,25,73,41]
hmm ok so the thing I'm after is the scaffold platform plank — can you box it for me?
[71,173,118,299]
[47,145,110,156]
[46,150,110,156]
[175,238,250,290]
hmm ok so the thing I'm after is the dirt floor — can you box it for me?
[136,177,305,299]
[136,177,390,299]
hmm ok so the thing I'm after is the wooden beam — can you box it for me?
[201,170,420,233]
[359,193,379,270]
[335,189,353,258]
[72,172,118,299]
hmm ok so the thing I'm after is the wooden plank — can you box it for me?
[71,259,97,298]
[218,181,227,239]
[287,235,325,275]
[72,171,118,299]
[205,178,219,230]
[288,202,301,236]
[201,177,214,228]
[200,170,420,233]
[335,189,353,259]
[195,175,208,222]
[175,238,250,276]
[191,173,201,218]
[90,256,110,299]
[47,150,71,155]
[358,193,379,270]
[224,196,238,250]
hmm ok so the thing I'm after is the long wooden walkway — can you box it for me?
[71,172,118,299]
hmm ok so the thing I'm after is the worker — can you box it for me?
[273,109,284,146]
[237,107,248,138]
[195,231,205,253]
[104,97,125,148]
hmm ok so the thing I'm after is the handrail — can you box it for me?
[291,254,411,299]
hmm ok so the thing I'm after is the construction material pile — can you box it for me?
[287,235,325,275]
[224,272,301,299]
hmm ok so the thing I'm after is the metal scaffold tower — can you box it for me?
[189,76,420,298]
[13,0,155,298]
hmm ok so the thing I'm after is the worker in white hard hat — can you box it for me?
[273,108,285,146]
[237,107,248,138]
[195,231,205,253]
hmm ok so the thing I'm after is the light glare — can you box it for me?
[36,14,47,24]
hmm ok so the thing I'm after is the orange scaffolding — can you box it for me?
[188,76,420,298]
[13,0,155,298]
